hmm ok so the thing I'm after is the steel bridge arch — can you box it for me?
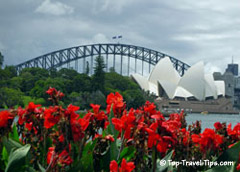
[15,43,190,76]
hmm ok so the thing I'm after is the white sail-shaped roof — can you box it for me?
[158,80,178,99]
[174,86,194,98]
[131,73,149,91]
[178,62,205,101]
[215,81,225,96]
[148,57,180,85]
[204,74,218,99]
[131,57,225,101]
[149,81,158,96]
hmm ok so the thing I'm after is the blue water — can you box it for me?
[186,113,240,130]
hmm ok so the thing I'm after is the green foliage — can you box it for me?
[73,73,92,92]
[123,89,145,109]
[0,64,146,110]
[22,96,46,107]
[85,61,90,75]
[92,56,105,93]
[156,150,174,172]
[5,144,31,172]
[0,87,24,108]
[0,51,4,68]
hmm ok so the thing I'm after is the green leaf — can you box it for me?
[204,162,236,172]
[156,150,174,172]
[119,146,136,162]
[216,141,240,162]
[5,144,31,172]
[37,161,46,172]
[107,104,119,141]
[67,140,96,172]
[2,146,8,166]
[203,141,240,172]
[106,105,119,161]
[2,137,22,155]
[9,124,19,142]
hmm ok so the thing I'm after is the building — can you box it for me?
[214,63,240,109]
[131,57,225,101]
[226,64,238,76]
[131,57,238,114]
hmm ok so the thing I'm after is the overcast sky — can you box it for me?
[0,0,239,74]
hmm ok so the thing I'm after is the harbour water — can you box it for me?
[185,113,240,130]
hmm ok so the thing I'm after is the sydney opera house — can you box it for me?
[131,57,237,114]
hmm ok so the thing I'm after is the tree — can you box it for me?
[92,56,105,93]
[73,74,92,92]
[85,61,90,75]
[0,87,24,108]
[0,52,4,68]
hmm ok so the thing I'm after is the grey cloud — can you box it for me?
[35,0,74,16]
[0,0,239,74]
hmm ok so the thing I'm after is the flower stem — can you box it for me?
[152,146,157,172]
[117,131,124,161]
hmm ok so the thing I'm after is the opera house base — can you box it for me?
[155,97,239,115]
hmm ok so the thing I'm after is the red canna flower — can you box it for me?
[106,92,125,114]
[58,150,73,166]
[0,111,13,128]
[17,107,26,125]
[47,147,73,167]
[71,117,89,142]
[44,106,61,129]
[110,160,118,172]
[110,158,135,172]
[90,104,100,114]
[192,128,223,152]
[47,147,56,165]
[46,87,57,96]
[59,134,64,142]
[214,122,223,131]
[227,123,240,141]
[26,102,41,113]
[112,111,136,139]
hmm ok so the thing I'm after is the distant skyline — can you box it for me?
[0,0,239,74]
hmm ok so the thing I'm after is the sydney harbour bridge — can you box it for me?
[15,43,190,76]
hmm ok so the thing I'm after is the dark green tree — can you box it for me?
[0,87,24,108]
[0,52,4,69]
[92,56,105,93]
[86,61,90,75]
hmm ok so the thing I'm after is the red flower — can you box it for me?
[71,117,89,141]
[46,87,65,99]
[47,147,55,165]
[46,87,57,96]
[59,134,64,142]
[17,107,26,125]
[106,92,124,114]
[26,102,41,113]
[58,150,73,166]
[144,101,157,115]
[105,135,115,142]
[112,111,136,139]
[237,164,240,171]
[110,159,135,172]
[44,106,61,129]
[0,111,13,128]
[110,160,118,172]
[65,104,80,122]
[214,122,223,131]
[227,123,240,141]
[192,128,223,152]
[179,128,190,146]
[90,104,100,114]
[47,147,73,167]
